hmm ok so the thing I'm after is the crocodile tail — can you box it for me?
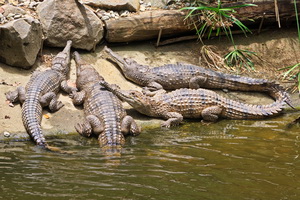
[21,95,47,147]
[266,82,294,109]
[98,130,125,147]
[223,95,286,119]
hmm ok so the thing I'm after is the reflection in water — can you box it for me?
[0,114,300,199]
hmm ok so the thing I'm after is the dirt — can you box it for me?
[1,27,300,140]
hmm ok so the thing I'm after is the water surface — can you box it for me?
[1,113,300,200]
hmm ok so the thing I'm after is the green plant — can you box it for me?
[279,63,300,93]
[224,49,256,71]
[181,0,257,71]
[181,0,255,40]
[279,0,300,92]
[294,0,300,42]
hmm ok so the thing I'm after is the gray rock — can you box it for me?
[144,0,167,8]
[0,17,43,68]
[6,13,15,18]
[1,4,26,17]
[82,0,140,12]
[120,10,129,17]
[101,15,110,20]
[37,0,104,51]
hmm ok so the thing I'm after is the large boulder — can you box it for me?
[36,0,104,51]
[82,0,139,12]
[0,17,43,69]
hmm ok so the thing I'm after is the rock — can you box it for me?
[144,0,167,8]
[105,10,192,43]
[139,4,145,11]
[37,0,104,51]
[3,131,10,137]
[6,13,15,18]
[101,15,109,20]
[1,4,26,17]
[0,17,43,68]
[29,2,40,9]
[82,0,140,12]
[13,14,22,19]
[120,10,129,17]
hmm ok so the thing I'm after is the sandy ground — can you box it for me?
[1,28,300,141]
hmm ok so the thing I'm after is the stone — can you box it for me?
[13,14,22,19]
[1,4,26,17]
[37,0,104,51]
[120,10,129,17]
[105,10,192,43]
[101,15,109,20]
[3,131,10,137]
[143,0,167,8]
[140,4,145,12]
[0,17,43,68]
[6,13,14,18]
[82,0,140,12]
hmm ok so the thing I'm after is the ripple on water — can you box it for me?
[1,114,300,199]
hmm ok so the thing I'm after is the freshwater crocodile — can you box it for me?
[104,47,291,105]
[100,80,287,128]
[70,52,141,147]
[5,41,75,148]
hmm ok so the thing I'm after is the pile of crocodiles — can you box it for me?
[5,41,293,151]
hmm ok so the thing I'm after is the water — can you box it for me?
[1,114,300,200]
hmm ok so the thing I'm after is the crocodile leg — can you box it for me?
[201,106,223,122]
[40,92,64,112]
[60,80,77,94]
[189,76,207,89]
[75,115,104,137]
[121,115,141,136]
[5,86,26,104]
[142,81,164,96]
[70,90,86,106]
[161,112,183,128]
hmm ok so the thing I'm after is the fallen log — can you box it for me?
[104,10,193,43]
[104,0,300,43]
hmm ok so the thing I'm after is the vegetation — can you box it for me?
[181,0,257,72]
[279,0,300,92]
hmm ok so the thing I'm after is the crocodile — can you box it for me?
[70,52,141,147]
[104,46,291,106]
[5,40,75,149]
[100,80,287,128]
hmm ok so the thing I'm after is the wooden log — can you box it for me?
[227,0,300,22]
[104,0,300,43]
[104,10,193,43]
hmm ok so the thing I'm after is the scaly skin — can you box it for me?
[100,81,287,128]
[6,40,74,148]
[104,46,291,105]
[71,52,140,148]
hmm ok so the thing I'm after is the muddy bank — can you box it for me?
[1,28,300,141]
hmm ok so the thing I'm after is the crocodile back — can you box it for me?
[150,63,270,90]
[157,88,285,120]
[22,70,62,146]
[84,83,127,146]
[149,64,199,89]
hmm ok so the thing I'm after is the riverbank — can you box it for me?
[1,28,300,141]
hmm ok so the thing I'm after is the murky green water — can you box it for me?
[1,113,300,200]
